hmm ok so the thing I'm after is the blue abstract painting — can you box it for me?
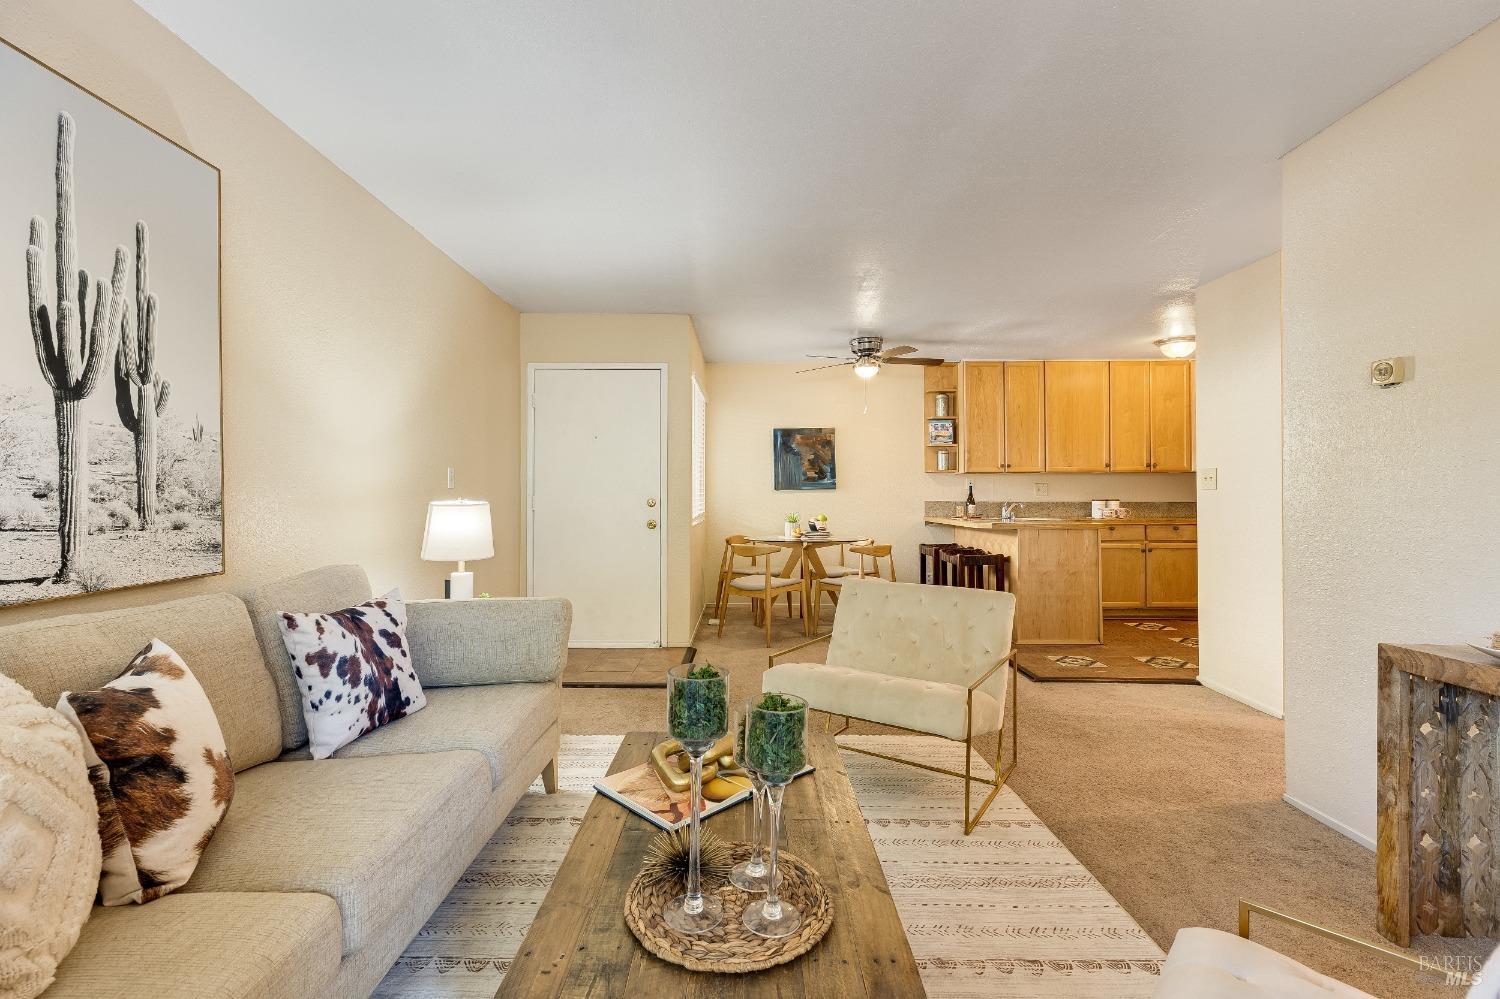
[773,428,836,490]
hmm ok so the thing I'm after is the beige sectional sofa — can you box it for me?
[0,565,569,999]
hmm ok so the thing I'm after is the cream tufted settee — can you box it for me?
[763,578,1016,834]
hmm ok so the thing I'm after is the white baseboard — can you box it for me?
[1197,676,1284,719]
[1282,793,1375,851]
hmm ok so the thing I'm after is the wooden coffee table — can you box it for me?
[498,730,925,997]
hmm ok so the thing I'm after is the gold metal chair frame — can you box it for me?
[1237,899,1464,984]
[768,634,1018,835]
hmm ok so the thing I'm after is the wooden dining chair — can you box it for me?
[712,534,755,616]
[806,539,870,582]
[850,543,896,581]
[816,540,882,627]
[718,544,809,646]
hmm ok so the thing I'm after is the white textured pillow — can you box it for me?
[277,589,426,759]
[0,673,101,999]
[57,640,235,906]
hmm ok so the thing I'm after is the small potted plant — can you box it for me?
[783,513,800,539]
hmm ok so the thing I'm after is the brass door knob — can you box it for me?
[646,519,658,530]
[646,498,657,507]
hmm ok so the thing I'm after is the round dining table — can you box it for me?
[743,534,870,586]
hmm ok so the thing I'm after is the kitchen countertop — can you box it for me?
[924,516,1195,530]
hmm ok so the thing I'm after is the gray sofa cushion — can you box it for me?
[407,597,571,685]
[179,750,489,956]
[44,891,341,999]
[0,593,282,771]
[279,682,561,788]
[241,564,372,750]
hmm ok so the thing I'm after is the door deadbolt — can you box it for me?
[646,519,658,530]
[646,498,657,507]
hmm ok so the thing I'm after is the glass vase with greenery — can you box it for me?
[730,700,780,893]
[742,692,808,939]
[663,663,730,934]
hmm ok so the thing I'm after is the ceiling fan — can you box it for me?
[798,335,945,378]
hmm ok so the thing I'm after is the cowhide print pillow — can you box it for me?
[55,640,235,906]
[276,589,426,760]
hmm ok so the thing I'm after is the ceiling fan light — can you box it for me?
[853,356,881,379]
[1154,335,1196,359]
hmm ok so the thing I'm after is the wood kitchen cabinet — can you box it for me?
[1144,542,1198,607]
[924,358,1191,475]
[1108,361,1152,472]
[1100,523,1197,611]
[1101,538,1148,608]
[1149,359,1194,472]
[959,360,1045,473]
[1044,360,1110,472]
[962,361,1004,473]
[1109,360,1194,472]
[1002,361,1046,472]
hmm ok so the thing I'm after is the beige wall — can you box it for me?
[0,0,522,628]
[1194,254,1283,717]
[1282,20,1500,847]
[703,363,1195,607]
[518,314,705,646]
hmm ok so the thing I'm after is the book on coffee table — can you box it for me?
[593,762,812,831]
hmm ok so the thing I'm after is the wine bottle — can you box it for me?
[965,480,978,518]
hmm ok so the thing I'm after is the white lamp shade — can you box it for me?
[421,499,494,562]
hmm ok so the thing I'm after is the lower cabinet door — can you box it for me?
[1100,543,1147,608]
[1145,543,1198,608]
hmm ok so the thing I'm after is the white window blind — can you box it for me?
[692,376,707,523]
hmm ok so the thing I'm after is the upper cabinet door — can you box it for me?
[1149,360,1194,471]
[1002,361,1045,472]
[1044,361,1110,472]
[1108,361,1152,472]
[962,361,1004,473]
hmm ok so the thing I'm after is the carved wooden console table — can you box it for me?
[1377,643,1500,945]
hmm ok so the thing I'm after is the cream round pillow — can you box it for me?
[0,673,101,999]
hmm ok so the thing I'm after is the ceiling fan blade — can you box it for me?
[804,354,852,360]
[884,356,944,366]
[878,345,916,359]
[796,360,857,374]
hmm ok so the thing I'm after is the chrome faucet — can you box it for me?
[1001,502,1023,522]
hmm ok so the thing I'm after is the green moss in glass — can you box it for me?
[747,692,807,782]
[668,663,728,749]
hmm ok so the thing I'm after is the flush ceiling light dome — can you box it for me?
[1154,306,1197,358]
[1155,335,1196,358]
[853,356,881,379]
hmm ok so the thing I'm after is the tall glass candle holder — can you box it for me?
[663,663,729,935]
[742,692,807,939]
[730,700,779,892]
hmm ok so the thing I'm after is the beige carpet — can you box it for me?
[559,609,1486,998]
[374,734,1162,998]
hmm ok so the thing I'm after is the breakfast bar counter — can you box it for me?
[923,515,1197,645]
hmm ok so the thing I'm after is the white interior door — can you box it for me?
[529,366,665,647]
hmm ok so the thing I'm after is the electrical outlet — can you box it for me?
[1033,482,1049,496]
[1199,467,1218,491]
[447,467,455,489]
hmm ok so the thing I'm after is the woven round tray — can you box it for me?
[623,842,833,973]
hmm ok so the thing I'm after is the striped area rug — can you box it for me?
[373,735,1163,998]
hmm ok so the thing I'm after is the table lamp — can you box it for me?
[421,499,493,599]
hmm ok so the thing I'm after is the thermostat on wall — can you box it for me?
[1371,357,1407,388]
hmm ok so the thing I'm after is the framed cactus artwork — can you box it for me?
[1,36,223,608]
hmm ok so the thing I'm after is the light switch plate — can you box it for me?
[1199,467,1218,491]
[1033,482,1049,496]
[447,467,455,489]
